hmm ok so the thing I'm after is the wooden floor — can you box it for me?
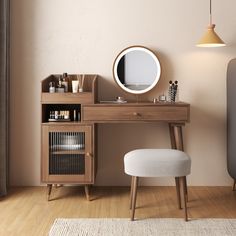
[0,186,236,235]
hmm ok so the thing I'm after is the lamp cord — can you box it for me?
[209,0,212,25]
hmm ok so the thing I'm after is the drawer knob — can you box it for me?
[133,112,141,116]
[86,152,92,157]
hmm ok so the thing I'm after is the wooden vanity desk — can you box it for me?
[41,45,190,200]
[82,101,190,150]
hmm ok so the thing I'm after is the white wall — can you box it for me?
[10,0,236,186]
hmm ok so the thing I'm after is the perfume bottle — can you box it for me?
[62,73,68,92]
[55,111,59,120]
[49,82,55,93]
[64,111,69,120]
[56,75,65,93]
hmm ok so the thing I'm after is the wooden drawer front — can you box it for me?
[83,105,189,122]
[41,92,93,104]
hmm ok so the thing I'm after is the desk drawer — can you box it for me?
[82,104,190,122]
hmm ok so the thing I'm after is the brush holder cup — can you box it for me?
[168,81,179,102]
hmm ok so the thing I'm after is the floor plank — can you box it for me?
[0,186,236,235]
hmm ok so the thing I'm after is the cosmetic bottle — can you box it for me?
[62,73,68,92]
[49,82,55,93]
[56,76,65,93]
[73,110,77,121]
[55,111,58,120]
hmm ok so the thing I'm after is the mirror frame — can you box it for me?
[113,45,161,94]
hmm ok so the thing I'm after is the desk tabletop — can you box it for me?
[93,101,190,107]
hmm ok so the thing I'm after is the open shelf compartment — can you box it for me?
[41,74,98,104]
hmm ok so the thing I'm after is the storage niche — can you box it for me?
[42,104,81,123]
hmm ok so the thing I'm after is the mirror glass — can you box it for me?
[113,46,161,94]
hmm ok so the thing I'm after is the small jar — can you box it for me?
[55,111,58,120]
[49,82,55,93]
[153,98,158,103]
[159,94,166,102]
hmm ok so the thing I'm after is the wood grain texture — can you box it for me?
[173,125,184,151]
[180,176,188,221]
[131,177,139,221]
[41,74,97,92]
[41,75,97,189]
[41,92,94,104]
[82,102,190,123]
[41,74,97,104]
[175,177,181,209]
[41,125,94,184]
[0,186,236,235]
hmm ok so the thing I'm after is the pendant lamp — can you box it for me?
[196,0,225,47]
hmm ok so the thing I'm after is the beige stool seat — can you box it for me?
[124,149,191,221]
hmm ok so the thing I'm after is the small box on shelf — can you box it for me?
[42,104,81,123]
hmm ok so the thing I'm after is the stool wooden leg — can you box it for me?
[47,184,52,201]
[233,180,236,191]
[175,177,181,209]
[180,177,188,221]
[184,176,188,201]
[131,176,139,221]
[130,176,134,209]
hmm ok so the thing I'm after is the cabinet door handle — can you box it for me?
[133,112,141,116]
[86,152,93,157]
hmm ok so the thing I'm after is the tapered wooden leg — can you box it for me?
[47,184,52,201]
[84,185,90,201]
[184,176,188,201]
[169,124,177,149]
[175,177,181,209]
[131,177,139,221]
[130,176,134,209]
[180,177,188,221]
[173,125,184,151]
[233,180,236,191]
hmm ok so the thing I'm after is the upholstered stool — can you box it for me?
[124,149,191,221]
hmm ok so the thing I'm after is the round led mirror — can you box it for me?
[113,46,161,94]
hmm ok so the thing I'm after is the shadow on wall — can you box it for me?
[150,49,175,96]
[184,103,226,152]
[184,103,228,185]
[10,0,40,185]
[95,49,178,186]
[96,122,171,186]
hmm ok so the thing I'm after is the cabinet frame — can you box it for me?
[41,74,97,200]
[41,124,94,184]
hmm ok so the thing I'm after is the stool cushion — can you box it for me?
[124,149,191,177]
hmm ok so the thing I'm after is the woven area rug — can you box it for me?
[49,218,236,236]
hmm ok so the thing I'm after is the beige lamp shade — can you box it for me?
[196,24,225,47]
